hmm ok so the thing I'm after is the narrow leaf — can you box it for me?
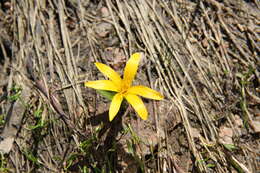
[97,90,117,101]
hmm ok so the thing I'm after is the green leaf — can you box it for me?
[126,139,134,154]
[206,163,215,168]
[28,124,43,130]
[23,151,40,166]
[34,109,43,118]
[223,144,237,151]
[97,90,117,101]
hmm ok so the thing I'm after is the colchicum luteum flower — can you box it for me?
[85,53,164,121]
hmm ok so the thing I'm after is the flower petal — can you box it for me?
[95,63,122,84]
[123,53,141,87]
[85,80,119,92]
[127,85,164,100]
[125,94,148,120]
[109,93,123,121]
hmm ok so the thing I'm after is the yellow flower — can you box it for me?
[85,53,164,121]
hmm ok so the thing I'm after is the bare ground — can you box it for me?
[0,0,259,172]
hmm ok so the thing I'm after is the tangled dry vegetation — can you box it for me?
[0,0,259,172]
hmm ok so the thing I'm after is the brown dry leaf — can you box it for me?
[202,38,209,48]
[190,127,200,138]
[218,126,233,144]
[100,7,110,18]
[95,22,113,38]
[103,47,126,70]
[251,121,260,133]
[234,114,243,127]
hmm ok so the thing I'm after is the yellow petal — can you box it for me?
[125,94,148,120]
[95,62,122,84]
[85,80,119,92]
[127,85,164,100]
[123,53,141,87]
[109,93,123,121]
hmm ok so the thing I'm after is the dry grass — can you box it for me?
[0,0,259,172]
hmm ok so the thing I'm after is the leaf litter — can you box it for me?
[0,0,259,172]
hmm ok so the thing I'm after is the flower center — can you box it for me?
[120,82,129,95]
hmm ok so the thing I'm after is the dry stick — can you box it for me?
[148,9,205,170]
[39,12,55,83]
[48,2,88,134]
[218,14,252,65]
[116,0,132,53]
[241,80,256,132]
[176,13,218,142]
[141,1,191,171]
[58,0,76,116]
[159,2,204,96]
[139,1,206,172]
[28,0,75,130]
[245,29,260,56]
[133,1,175,99]
[200,3,231,74]
[33,79,72,127]
[146,60,161,171]
[38,154,58,172]
[106,0,128,57]
[26,57,79,136]
[185,30,217,139]
[146,61,159,130]
[224,151,252,173]
[130,2,176,172]
[54,80,87,91]
[151,14,184,93]
[159,1,213,172]
[59,2,86,109]
[57,1,89,126]
[0,74,31,154]
[159,30,210,172]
